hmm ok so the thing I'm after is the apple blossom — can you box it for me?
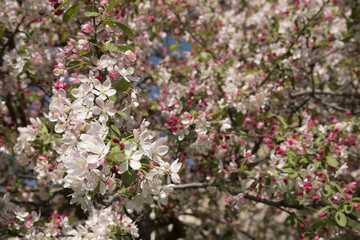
[1,0,360,239]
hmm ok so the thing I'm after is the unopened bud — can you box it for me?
[81,23,94,33]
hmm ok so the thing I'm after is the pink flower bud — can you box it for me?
[53,82,68,90]
[348,182,357,189]
[81,23,94,33]
[109,70,118,79]
[318,212,325,217]
[257,121,264,129]
[209,133,215,140]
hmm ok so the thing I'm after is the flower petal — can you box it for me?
[132,151,143,161]
[130,160,141,170]
[171,160,182,173]
[157,145,169,156]
[118,161,128,174]
[171,173,181,183]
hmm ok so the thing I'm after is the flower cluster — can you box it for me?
[1,0,360,239]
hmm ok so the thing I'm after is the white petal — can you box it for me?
[115,153,126,162]
[171,173,181,183]
[103,79,111,89]
[157,145,169,156]
[71,88,81,98]
[93,79,101,89]
[87,155,99,164]
[171,160,182,173]
[127,76,140,82]
[164,185,175,193]
[96,97,104,107]
[132,151,143,161]
[54,123,66,133]
[140,131,150,141]
[99,181,106,195]
[107,108,116,116]
[118,161,128,174]
[130,160,141,170]
[106,89,116,96]
[159,193,168,205]
[92,106,101,115]
[154,155,164,164]
[78,74,88,83]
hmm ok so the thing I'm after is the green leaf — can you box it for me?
[314,159,321,169]
[322,184,332,197]
[329,182,345,197]
[109,145,121,157]
[288,170,298,179]
[55,0,73,11]
[87,36,101,47]
[106,0,121,13]
[281,167,293,173]
[0,26,6,38]
[104,43,118,52]
[285,214,295,226]
[200,52,211,62]
[300,158,308,164]
[316,205,332,215]
[85,12,99,17]
[122,170,137,188]
[191,44,200,53]
[335,211,347,227]
[41,124,49,135]
[109,125,121,140]
[275,22,280,33]
[276,115,288,129]
[214,66,223,73]
[113,22,135,39]
[116,111,128,119]
[109,95,117,104]
[116,78,131,92]
[169,43,177,51]
[286,150,296,166]
[63,3,80,23]
[66,60,82,68]
[117,45,135,52]
[269,114,288,129]
[343,202,353,214]
[326,156,339,167]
